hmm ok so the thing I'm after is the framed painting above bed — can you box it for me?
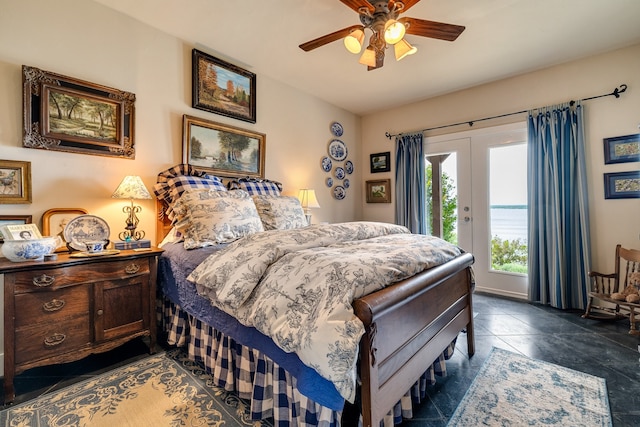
[192,49,256,123]
[182,114,265,179]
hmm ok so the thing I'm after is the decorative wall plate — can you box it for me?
[321,156,332,172]
[326,177,334,187]
[343,179,350,189]
[333,185,346,200]
[328,139,348,161]
[345,160,354,174]
[63,215,110,251]
[330,121,344,137]
[335,167,345,180]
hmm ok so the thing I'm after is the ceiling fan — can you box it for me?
[299,0,465,70]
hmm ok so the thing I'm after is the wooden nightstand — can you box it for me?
[0,248,163,403]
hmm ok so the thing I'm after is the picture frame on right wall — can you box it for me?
[603,171,640,199]
[370,152,391,173]
[366,179,391,203]
[603,133,640,164]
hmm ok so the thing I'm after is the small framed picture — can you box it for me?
[0,160,32,204]
[603,134,640,164]
[0,223,42,240]
[0,215,32,243]
[366,179,392,203]
[370,152,391,173]
[604,171,640,199]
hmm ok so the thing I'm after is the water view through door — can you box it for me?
[425,123,529,299]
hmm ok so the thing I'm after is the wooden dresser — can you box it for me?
[0,248,163,403]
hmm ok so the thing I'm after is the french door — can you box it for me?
[424,123,528,299]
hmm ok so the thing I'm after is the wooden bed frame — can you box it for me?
[155,200,475,426]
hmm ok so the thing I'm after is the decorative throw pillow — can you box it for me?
[252,195,309,230]
[228,178,282,196]
[154,175,227,221]
[172,189,264,249]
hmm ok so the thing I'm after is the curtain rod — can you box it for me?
[384,84,628,140]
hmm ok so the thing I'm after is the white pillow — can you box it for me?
[252,195,308,230]
[172,189,264,249]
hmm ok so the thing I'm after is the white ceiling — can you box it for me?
[93,0,640,116]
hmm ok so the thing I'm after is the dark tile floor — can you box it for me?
[2,293,639,426]
[405,293,640,427]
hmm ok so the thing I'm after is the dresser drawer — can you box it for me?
[14,285,89,328]
[15,317,91,364]
[12,258,151,292]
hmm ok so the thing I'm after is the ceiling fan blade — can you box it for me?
[299,25,364,52]
[389,0,421,13]
[400,17,465,41]
[339,0,374,14]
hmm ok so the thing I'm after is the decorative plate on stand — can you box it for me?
[63,215,110,251]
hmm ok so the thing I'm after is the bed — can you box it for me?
[153,165,475,426]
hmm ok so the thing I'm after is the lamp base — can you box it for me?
[305,214,312,225]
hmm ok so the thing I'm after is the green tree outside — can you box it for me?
[426,164,527,273]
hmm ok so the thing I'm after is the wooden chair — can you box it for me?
[583,245,640,335]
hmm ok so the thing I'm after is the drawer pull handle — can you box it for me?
[125,263,140,274]
[43,299,65,312]
[33,274,55,287]
[44,333,66,347]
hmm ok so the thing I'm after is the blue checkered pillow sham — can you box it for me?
[229,178,282,196]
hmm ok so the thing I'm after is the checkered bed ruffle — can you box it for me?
[160,297,457,426]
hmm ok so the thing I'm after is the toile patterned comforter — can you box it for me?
[188,221,462,402]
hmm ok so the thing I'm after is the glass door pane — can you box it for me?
[489,144,528,274]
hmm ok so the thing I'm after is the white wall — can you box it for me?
[0,0,361,244]
[361,44,640,275]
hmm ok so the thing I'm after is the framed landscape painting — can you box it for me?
[370,152,391,173]
[366,179,391,203]
[22,65,136,159]
[182,115,265,179]
[192,49,256,123]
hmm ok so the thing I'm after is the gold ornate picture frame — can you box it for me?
[22,65,136,159]
[182,114,265,179]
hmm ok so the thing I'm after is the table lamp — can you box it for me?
[111,175,152,241]
[298,189,320,225]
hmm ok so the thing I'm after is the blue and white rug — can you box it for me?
[447,347,612,426]
[0,349,273,427]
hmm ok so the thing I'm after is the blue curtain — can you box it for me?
[527,102,591,309]
[395,133,426,234]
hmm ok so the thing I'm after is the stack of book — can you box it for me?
[113,239,151,250]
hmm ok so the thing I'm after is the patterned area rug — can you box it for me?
[447,347,612,426]
[0,348,273,427]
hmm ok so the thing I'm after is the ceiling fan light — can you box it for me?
[358,46,377,67]
[384,19,406,45]
[394,38,417,61]
[344,29,364,54]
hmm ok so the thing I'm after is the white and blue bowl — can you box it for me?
[1,237,59,262]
